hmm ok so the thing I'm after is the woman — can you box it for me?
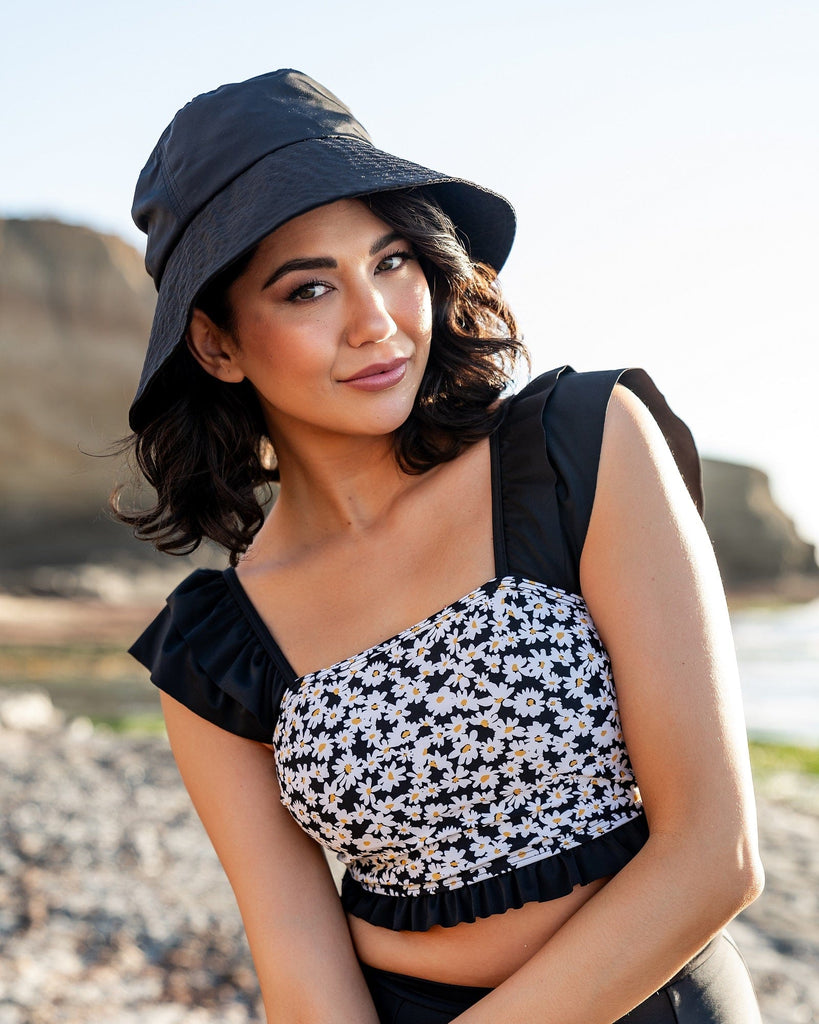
[120,70,763,1023]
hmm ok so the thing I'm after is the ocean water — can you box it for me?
[732,598,819,746]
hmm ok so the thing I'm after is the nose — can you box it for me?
[344,280,397,348]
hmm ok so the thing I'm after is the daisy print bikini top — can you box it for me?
[131,366,703,931]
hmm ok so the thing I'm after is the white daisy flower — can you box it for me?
[425,687,459,716]
[512,688,545,718]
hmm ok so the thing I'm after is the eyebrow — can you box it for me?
[261,231,405,290]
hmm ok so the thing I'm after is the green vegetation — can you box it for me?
[89,713,166,735]
[0,641,158,724]
[749,739,819,777]
[0,643,141,685]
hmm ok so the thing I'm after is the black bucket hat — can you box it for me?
[128,69,516,430]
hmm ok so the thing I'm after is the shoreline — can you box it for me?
[2,591,817,753]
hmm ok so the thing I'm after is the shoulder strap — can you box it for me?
[491,366,571,584]
[493,367,703,595]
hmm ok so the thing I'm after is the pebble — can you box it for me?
[0,690,816,1023]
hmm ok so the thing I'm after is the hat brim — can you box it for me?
[129,135,516,430]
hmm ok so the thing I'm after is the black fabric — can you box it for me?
[128,568,283,743]
[360,962,492,1024]
[133,71,372,284]
[361,933,760,1024]
[490,366,567,580]
[340,814,648,931]
[494,366,703,595]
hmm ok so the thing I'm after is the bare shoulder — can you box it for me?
[596,382,700,516]
[581,381,714,608]
[580,379,728,660]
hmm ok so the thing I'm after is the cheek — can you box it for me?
[407,278,433,342]
[420,290,433,338]
[240,316,323,378]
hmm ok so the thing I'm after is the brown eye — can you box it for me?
[287,280,331,302]
[376,251,415,273]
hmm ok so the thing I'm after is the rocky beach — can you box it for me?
[1,678,817,1024]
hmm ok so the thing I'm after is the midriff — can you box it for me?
[348,874,611,987]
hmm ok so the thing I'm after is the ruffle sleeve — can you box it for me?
[129,568,291,742]
[341,814,649,931]
[495,366,703,595]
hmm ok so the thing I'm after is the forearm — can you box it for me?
[246,891,379,1023]
[161,696,380,1024]
[263,976,378,1024]
[452,830,762,1024]
[259,942,379,1024]
[234,846,381,1023]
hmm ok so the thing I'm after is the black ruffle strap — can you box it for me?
[129,569,287,742]
[340,813,649,931]
[495,366,703,595]
[616,368,703,513]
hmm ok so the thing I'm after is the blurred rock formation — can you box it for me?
[0,217,162,578]
[701,458,818,593]
[0,217,152,509]
[0,217,816,596]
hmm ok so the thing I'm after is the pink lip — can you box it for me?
[340,357,409,391]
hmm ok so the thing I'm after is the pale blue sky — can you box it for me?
[3,0,817,544]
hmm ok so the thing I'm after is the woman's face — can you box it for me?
[193,198,433,449]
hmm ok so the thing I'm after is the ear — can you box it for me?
[187,308,246,383]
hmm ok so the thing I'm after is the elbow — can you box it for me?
[706,829,765,922]
[652,817,765,926]
[737,844,765,910]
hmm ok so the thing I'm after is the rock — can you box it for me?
[701,458,819,590]
[0,217,153,516]
[0,217,171,582]
[0,695,264,1023]
[0,690,63,732]
[0,217,225,587]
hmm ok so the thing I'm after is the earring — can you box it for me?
[260,437,278,471]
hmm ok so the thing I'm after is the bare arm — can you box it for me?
[454,384,763,1023]
[160,691,379,1024]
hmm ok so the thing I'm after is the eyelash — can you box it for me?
[285,249,417,303]
[286,280,331,303]
[378,249,416,272]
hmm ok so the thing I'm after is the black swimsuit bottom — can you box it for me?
[360,932,761,1024]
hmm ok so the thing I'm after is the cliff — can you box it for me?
[0,217,815,596]
[0,219,152,511]
[701,458,819,594]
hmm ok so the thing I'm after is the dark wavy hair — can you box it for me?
[112,188,528,564]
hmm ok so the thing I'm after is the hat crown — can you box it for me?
[132,69,371,284]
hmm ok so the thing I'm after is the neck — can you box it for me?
[268,428,419,545]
